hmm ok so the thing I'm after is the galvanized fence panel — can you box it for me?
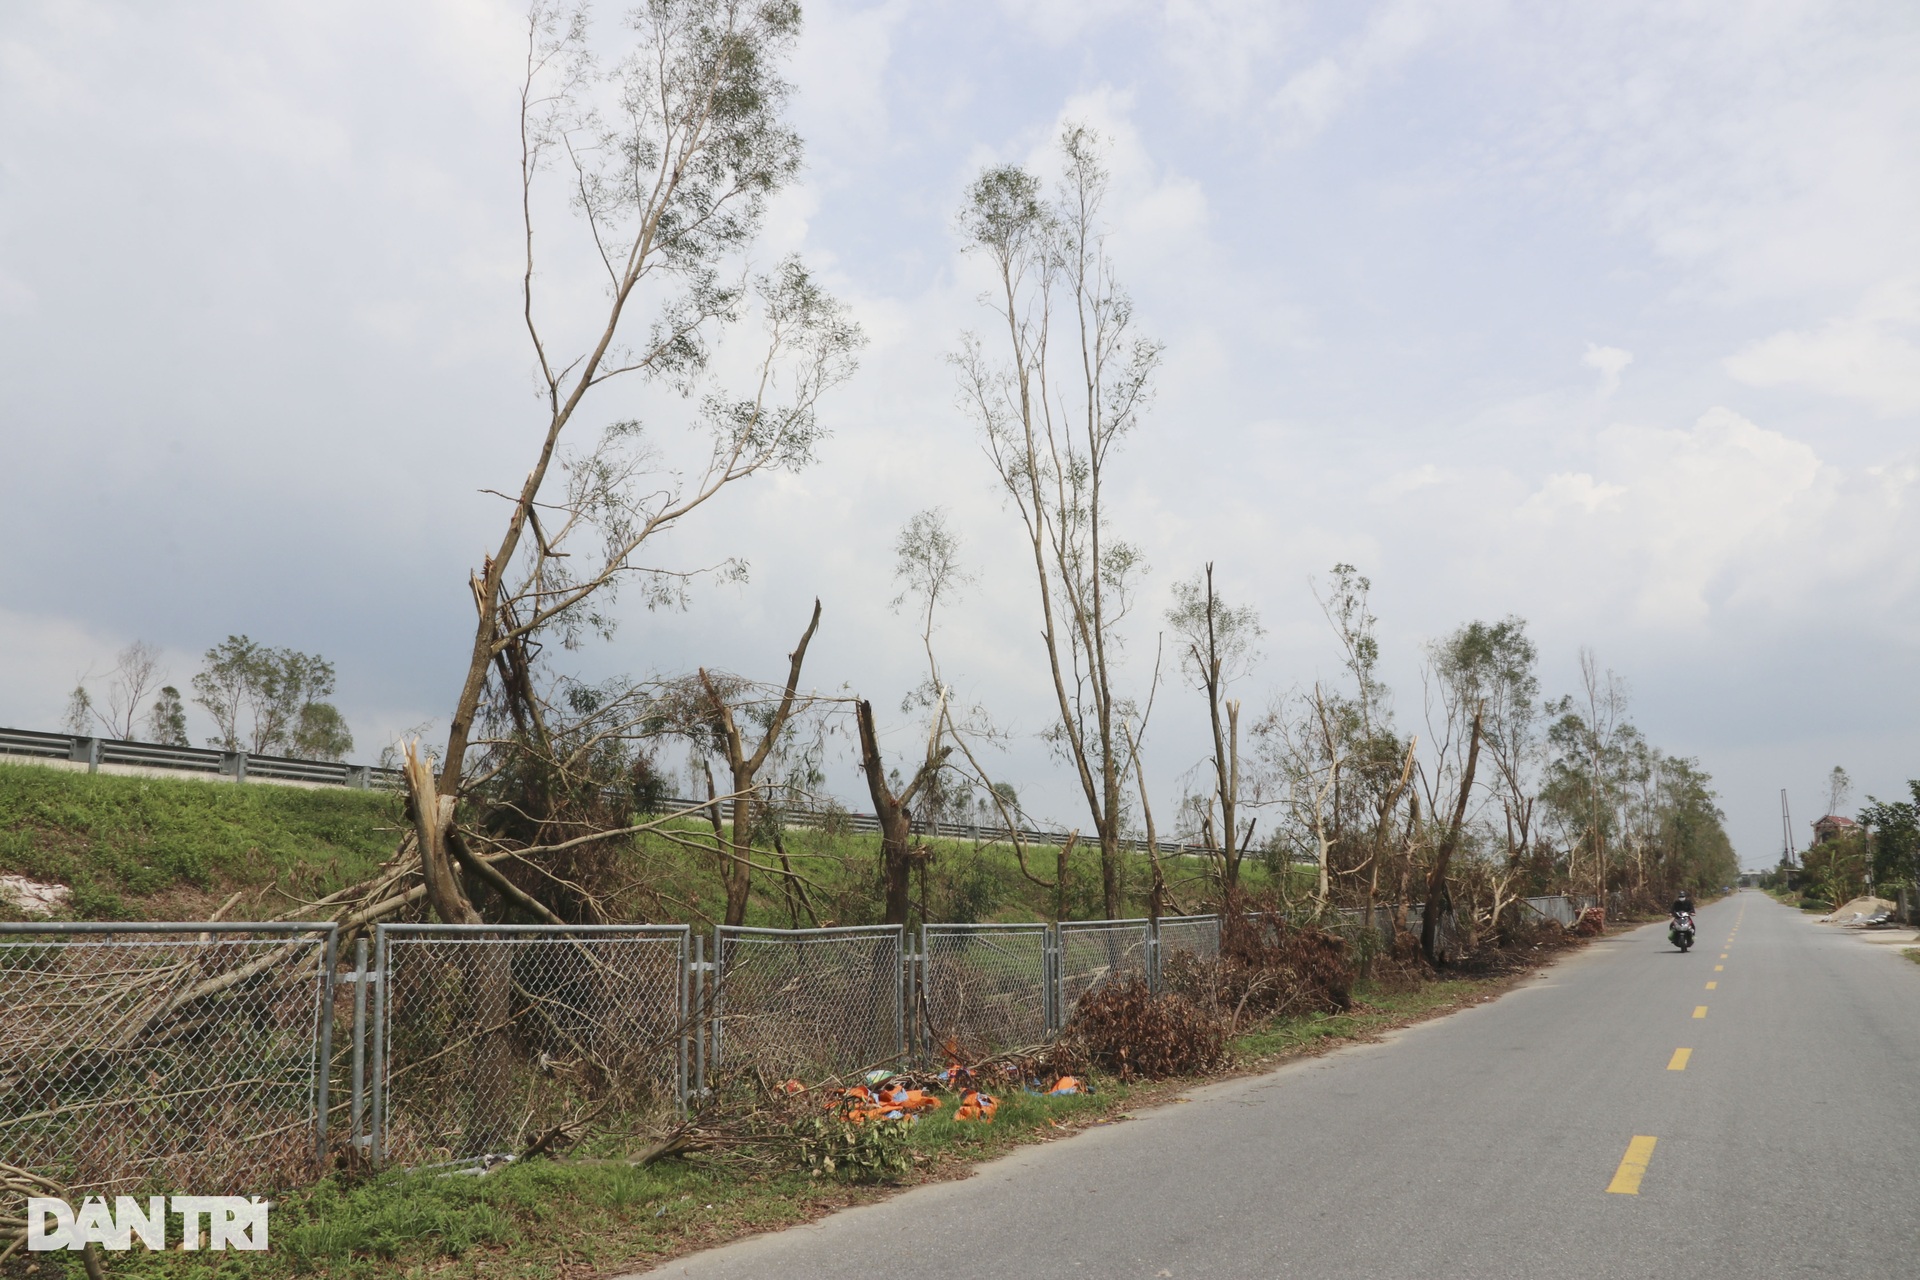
[712,925,903,1080]
[1056,918,1151,1019]
[1156,915,1221,962]
[919,923,1050,1059]
[373,924,687,1168]
[0,922,336,1196]
[1520,895,1576,927]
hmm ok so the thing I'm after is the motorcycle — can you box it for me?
[1669,910,1695,952]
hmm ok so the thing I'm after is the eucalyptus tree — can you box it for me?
[1543,650,1630,898]
[953,125,1161,918]
[1421,616,1538,932]
[855,509,966,925]
[1167,564,1263,890]
[410,0,862,925]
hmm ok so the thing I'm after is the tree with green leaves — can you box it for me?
[856,509,965,926]
[412,0,861,931]
[953,125,1160,919]
[1542,649,1629,897]
[146,686,189,747]
[1861,782,1920,897]
[1167,564,1263,891]
[189,635,351,759]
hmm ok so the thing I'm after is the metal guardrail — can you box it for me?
[0,725,398,789]
[2,726,1249,854]
[657,794,1229,858]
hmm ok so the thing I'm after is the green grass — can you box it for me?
[30,972,1515,1279]
[0,760,1296,926]
[0,763,401,919]
[32,1088,1118,1280]
[1229,978,1489,1058]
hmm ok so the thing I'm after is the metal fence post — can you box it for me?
[1052,924,1067,1036]
[678,930,690,1110]
[314,927,338,1160]
[693,932,706,1103]
[349,936,368,1156]
[897,936,910,1065]
[369,925,388,1168]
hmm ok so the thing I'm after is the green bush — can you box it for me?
[793,1114,913,1183]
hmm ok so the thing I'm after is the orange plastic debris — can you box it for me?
[1047,1076,1081,1096]
[874,1085,942,1114]
[955,1089,999,1122]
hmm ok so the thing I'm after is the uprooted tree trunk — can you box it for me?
[1422,709,1484,966]
[700,600,823,927]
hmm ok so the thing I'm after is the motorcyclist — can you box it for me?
[1671,890,1696,918]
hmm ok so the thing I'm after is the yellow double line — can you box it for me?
[1608,897,1746,1194]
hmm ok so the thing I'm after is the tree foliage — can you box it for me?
[190,635,352,760]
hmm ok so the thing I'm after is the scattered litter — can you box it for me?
[0,875,70,917]
[1821,896,1897,927]
[831,1083,944,1124]
[954,1090,998,1122]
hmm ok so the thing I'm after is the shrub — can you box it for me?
[792,1114,912,1183]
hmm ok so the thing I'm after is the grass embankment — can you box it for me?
[0,762,1284,927]
[38,973,1514,1280]
[0,764,400,921]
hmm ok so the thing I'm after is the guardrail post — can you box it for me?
[71,736,101,772]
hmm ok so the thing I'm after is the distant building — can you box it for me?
[1812,814,1859,845]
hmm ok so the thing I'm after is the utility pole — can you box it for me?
[1780,789,1797,870]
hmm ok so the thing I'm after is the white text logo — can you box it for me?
[26,1197,270,1252]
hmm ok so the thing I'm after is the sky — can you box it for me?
[2,0,1917,870]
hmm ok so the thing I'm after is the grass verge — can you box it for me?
[24,964,1551,1280]
[0,764,400,920]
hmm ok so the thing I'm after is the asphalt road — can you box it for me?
[638,891,1920,1279]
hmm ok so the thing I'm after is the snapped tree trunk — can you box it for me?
[701,600,823,927]
[1423,710,1484,966]
[856,698,918,927]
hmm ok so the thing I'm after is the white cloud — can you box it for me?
[1725,317,1920,416]
[1506,408,1917,628]
[1267,0,1463,141]
[1581,343,1633,395]
[1162,0,1303,114]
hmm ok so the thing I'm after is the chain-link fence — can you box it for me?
[373,924,687,1168]
[1156,914,1221,963]
[0,922,335,1197]
[10,913,1266,1188]
[1056,918,1151,1018]
[918,923,1051,1057]
[712,925,903,1080]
